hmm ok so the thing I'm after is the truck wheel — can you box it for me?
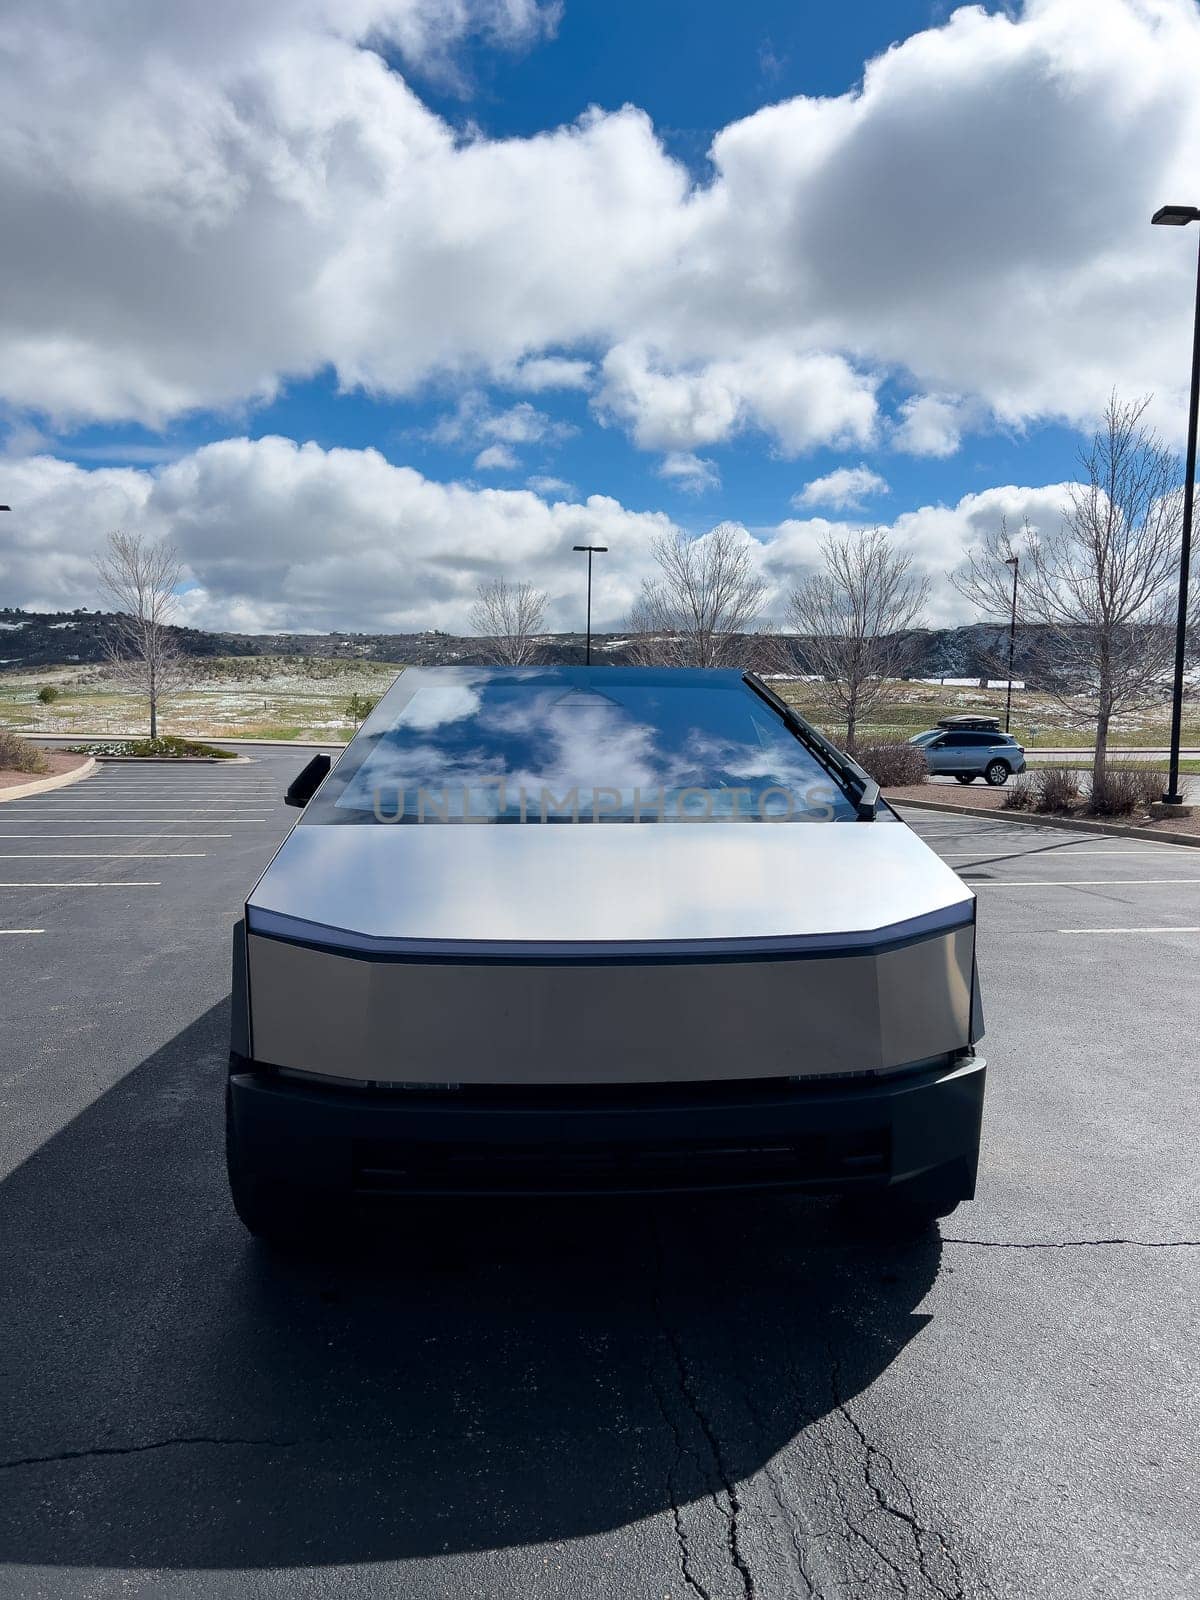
[954,774,974,784]
[225,1087,338,1249]
[984,760,1010,786]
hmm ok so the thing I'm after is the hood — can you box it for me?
[246,819,973,958]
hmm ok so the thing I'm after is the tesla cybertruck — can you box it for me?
[227,666,985,1240]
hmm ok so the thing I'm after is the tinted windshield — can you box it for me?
[304,673,858,824]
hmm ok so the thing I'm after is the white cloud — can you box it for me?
[505,357,593,392]
[473,443,519,470]
[0,437,1077,632]
[0,437,679,632]
[762,483,1075,626]
[656,452,721,494]
[432,393,574,451]
[793,464,889,511]
[597,344,877,455]
[891,396,965,459]
[4,0,1200,451]
[527,474,576,497]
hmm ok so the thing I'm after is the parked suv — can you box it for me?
[909,716,1026,786]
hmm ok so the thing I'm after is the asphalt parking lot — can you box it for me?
[1,755,1197,1599]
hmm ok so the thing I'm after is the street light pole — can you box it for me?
[572,544,607,665]
[1003,554,1019,734]
[1152,204,1200,805]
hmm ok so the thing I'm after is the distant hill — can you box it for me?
[0,606,1034,682]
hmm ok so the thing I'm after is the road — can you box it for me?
[1,752,1197,1599]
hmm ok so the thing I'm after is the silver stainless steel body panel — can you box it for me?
[241,667,979,1091]
[246,822,973,949]
[246,923,974,1085]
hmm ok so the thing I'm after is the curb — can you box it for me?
[888,794,1200,849]
[89,754,253,764]
[0,756,96,804]
[25,732,346,750]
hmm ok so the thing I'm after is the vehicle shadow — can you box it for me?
[0,1001,941,1573]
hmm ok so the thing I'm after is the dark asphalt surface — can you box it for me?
[1,753,1197,1599]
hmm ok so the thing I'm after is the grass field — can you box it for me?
[0,657,403,744]
[774,678,1200,750]
[1,657,1197,750]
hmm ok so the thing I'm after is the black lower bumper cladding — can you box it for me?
[228,1053,986,1200]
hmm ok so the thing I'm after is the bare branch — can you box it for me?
[951,394,1185,780]
[470,577,548,665]
[624,522,768,667]
[95,530,185,739]
[787,526,930,745]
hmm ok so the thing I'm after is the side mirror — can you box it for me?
[285,753,331,808]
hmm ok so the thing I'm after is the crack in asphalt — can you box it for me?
[0,1434,303,1470]
[651,1223,757,1600]
[648,1365,715,1600]
[944,1237,1200,1250]
[739,1385,820,1600]
[829,1361,968,1600]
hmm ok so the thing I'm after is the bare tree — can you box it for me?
[625,521,768,667]
[95,531,186,739]
[787,527,930,746]
[952,395,1184,784]
[470,577,548,665]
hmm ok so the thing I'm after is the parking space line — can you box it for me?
[0,881,162,888]
[972,878,1200,887]
[0,853,205,859]
[943,849,1184,857]
[1058,926,1200,934]
[0,833,233,839]
[0,928,43,934]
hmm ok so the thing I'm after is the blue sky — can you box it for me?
[1,0,1197,631]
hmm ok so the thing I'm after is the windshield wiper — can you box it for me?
[742,672,881,820]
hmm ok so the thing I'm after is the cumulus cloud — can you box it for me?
[0,437,1077,632]
[432,394,575,452]
[656,452,721,494]
[3,0,1199,452]
[527,474,576,497]
[473,443,519,471]
[0,437,680,632]
[762,483,1075,626]
[892,396,966,459]
[596,344,877,455]
[793,465,889,512]
[505,357,593,392]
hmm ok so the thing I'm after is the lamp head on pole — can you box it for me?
[1152,205,1200,227]
[572,545,608,553]
[1004,554,1018,567]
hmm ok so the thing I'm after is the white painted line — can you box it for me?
[0,852,205,859]
[0,928,43,934]
[1059,926,1200,934]
[0,833,233,838]
[944,849,1182,857]
[974,878,1200,887]
[0,881,161,887]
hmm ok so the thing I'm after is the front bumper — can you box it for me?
[228,1052,986,1200]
